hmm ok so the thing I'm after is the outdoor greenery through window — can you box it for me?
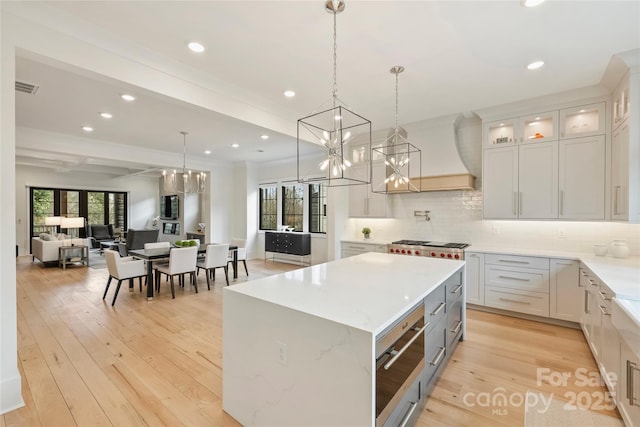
[282,184,304,232]
[259,186,277,231]
[30,187,127,242]
[309,184,327,234]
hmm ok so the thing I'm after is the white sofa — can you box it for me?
[32,237,90,264]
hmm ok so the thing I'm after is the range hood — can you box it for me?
[401,113,476,191]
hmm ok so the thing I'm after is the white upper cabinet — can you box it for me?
[348,164,393,218]
[558,135,606,220]
[518,141,558,219]
[559,102,606,139]
[612,79,630,130]
[483,146,518,219]
[612,119,630,221]
[483,110,557,149]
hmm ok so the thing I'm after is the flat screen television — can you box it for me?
[160,195,179,220]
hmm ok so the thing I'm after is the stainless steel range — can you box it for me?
[388,240,469,260]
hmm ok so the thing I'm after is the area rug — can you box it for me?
[88,251,107,269]
[524,391,624,427]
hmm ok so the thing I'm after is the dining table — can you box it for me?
[129,243,238,300]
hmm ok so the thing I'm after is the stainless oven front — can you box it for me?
[375,303,427,427]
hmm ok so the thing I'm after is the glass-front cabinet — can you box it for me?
[559,102,606,139]
[483,110,557,148]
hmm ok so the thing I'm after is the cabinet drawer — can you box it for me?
[485,286,550,317]
[485,253,549,270]
[342,242,387,254]
[381,375,422,427]
[424,284,446,334]
[447,299,463,349]
[424,316,447,384]
[485,265,550,293]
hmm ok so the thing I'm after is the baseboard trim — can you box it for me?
[1,374,24,415]
[467,304,581,329]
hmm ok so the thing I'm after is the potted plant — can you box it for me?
[362,227,371,239]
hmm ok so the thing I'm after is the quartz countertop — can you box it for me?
[225,252,463,335]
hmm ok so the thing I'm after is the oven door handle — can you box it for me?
[398,401,419,427]
[383,322,429,370]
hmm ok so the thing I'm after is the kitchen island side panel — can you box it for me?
[223,290,374,426]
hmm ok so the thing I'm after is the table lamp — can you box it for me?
[60,216,85,246]
[44,216,61,234]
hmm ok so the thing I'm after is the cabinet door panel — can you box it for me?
[465,252,484,305]
[558,136,605,219]
[612,120,630,220]
[549,259,580,322]
[483,146,518,219]
[519,141,558,218]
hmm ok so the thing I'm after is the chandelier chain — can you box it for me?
[332,9,338,107]
[395,71,399,132]
[181,131,188,172]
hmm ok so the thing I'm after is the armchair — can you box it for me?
[88,224,115,249]
[118,229,160,256]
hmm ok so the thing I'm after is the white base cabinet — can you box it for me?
[549,259,580,322]
[341,241,388,258]
[619,338,640,426]
[465,252,484,305]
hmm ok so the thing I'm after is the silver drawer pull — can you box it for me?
[429,347,446,366]
[383,322,429,370]
[398,401,418,427]
[498,259,530,264]
[599,291,611,301]
[349,245,366,250]
[628,361,640,407]
[430,302,445,316]
[450,285,463,294]
[499,297,531,305]
[599,306,611,316]
[498,275,530,282]
[450,321,462,334]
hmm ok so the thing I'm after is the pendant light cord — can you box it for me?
[181,131,188,173]
[395,71,399,133]
[332,9,338,109]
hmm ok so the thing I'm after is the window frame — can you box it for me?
[308,183,327,234]
[258,184,278,231]
[281,183,304,233]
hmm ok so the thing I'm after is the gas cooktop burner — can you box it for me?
[390,240,469,249]
[391,240,430,246]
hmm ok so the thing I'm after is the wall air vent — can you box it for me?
[15,81,39,95]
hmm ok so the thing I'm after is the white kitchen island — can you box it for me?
[223,252,465,426]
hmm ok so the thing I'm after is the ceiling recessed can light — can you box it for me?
[99,112,113,119]
[232,143,239,148]
[521,0,545,7]
[188,41,205,53]
[283,90,296,98]
[204,150,212,155]
[121,94,135,101]
[261,134,269,140]
[527,60,545,70]
[82,126,94,132]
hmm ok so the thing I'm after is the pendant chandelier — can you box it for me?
[297,0,372,187]
[163,131,206,194]
[371,66,422,194]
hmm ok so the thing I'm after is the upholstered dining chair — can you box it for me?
[154,246,198,299]
[144,241,170,250]
[103,250,146,306]
[197,244,230,288]
[228,238,248,276]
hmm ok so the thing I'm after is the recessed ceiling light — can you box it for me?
[283,90,296,98]
[521,0,545,7]
[527,60,545,70]
[121,94,135,101]
[232,143,239,148]
[82,126,94,132]
[99,112,113,119]
[188,41,205,53]
[499,123,505,126]
[261,134,269,140]
[579,110,586,113]
[204,150,212,155]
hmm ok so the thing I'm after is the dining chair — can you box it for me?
[155,246,198,299]
[228,238,248,276]
[103,250,146,306]
[197,244,230,288]
[144,242,170,249]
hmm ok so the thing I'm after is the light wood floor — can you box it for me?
[3,256,621,426]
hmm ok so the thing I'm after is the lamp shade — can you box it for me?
[44,216,61,226]
[60,217,85,229]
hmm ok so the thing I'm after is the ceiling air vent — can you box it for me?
[15,81,39,95]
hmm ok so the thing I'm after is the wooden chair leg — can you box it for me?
[139,276,143,292]
[224,266,229,286]
[192,272,198,293]
[112,279,123,306]
[170,276,176,299]
[155,270,161,293]
[103,276,113,300]
[205,268,211,290]
[129,278,134,292]
[243,259,248,276]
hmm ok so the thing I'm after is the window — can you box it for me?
[29,187,127,243]
[259,186,277,230]
[282,184,304,232]
[309,183,327,234]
